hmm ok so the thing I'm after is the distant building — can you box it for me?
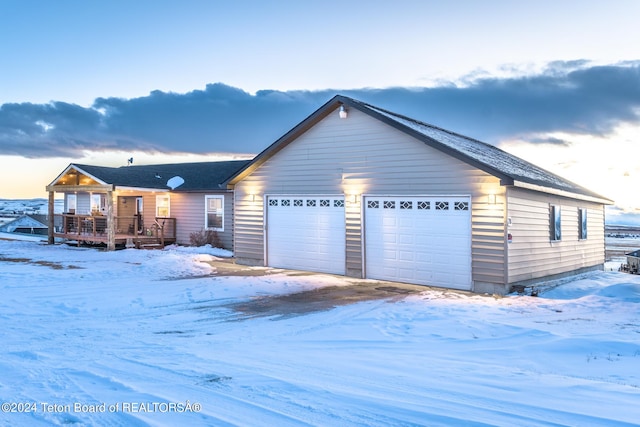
[0,214,54,235]
[626,250,640,274]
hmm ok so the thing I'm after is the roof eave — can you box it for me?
[512,180,613,205]
[115,186,170,192]
[46,163,110,189]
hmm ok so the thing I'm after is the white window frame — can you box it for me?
[156,195,170,217]
[205,195,224,232]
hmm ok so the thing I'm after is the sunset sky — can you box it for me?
[1,0,639,224]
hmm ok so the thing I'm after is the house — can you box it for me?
[225,95,612,294]
[0,214,51,235]
[626,250,640,274]
[46,160,250,250]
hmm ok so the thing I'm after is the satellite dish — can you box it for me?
[167,176,185,189]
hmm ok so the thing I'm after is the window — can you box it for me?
[454,201,469,211]
[90,194,102,214]
[550,205,561,241]
[579,208,587,240]
[400,201,412,209]
[205,195,224,231]
[156,195,170,217]
[66,194,77,213]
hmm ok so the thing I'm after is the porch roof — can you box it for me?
[49,160,251,192]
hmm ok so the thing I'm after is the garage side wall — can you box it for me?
[506,187,605,285]
[233,108,506,287]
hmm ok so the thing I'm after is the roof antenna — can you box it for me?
[127,157,134,166]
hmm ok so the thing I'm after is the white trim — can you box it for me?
[115,186,167,193]
[204,194,225,232]
[513,180,612,205]
[47,164,109,187]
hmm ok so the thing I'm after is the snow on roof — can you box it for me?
[345,97,609,202]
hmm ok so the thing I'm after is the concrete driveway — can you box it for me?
[205,258,461,319]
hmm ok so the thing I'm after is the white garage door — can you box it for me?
[266,196,345,275]
[364,196,472,290]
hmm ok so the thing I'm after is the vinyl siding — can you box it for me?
[233,108,506,284]
[169,192,234,249]
[506,187,605,283]
[77,193,91,214]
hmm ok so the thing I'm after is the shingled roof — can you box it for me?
[226,95,611,204]
[69,160,251,191]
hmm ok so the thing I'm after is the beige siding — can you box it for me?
[507,187,605,283]
[234,108,506,284]
[345,198,362,277]
[116,195,137,217]
[141,193,160,234]
[233,194,264,264]
[169,192,234,249]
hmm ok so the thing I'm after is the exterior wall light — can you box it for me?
[488,194,496,205]
[339,105,348,119]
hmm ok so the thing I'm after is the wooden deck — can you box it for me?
[53,214,176,249]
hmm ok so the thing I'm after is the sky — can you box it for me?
[1,0,639,223]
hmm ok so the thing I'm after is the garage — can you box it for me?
[364,196,472,290]
[266,195,346,275]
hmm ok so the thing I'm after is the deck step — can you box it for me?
[139,243,164,249]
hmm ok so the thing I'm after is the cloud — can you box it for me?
[1,61,639,158]
[526,136,573,146]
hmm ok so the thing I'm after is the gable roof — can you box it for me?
[52,160,251,191]
[226,95,611,204]
[0,215,48,231]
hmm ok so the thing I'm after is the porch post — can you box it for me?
[106,190,116,251]
[47,190,55,245]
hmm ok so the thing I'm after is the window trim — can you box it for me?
[205,195,224,232]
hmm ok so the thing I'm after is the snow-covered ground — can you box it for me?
[0,240,639,426]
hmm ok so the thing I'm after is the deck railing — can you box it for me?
[54,214,176,245]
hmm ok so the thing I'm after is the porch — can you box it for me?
[53,214,176,249]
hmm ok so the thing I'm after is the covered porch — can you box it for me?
[46,174,176,250]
